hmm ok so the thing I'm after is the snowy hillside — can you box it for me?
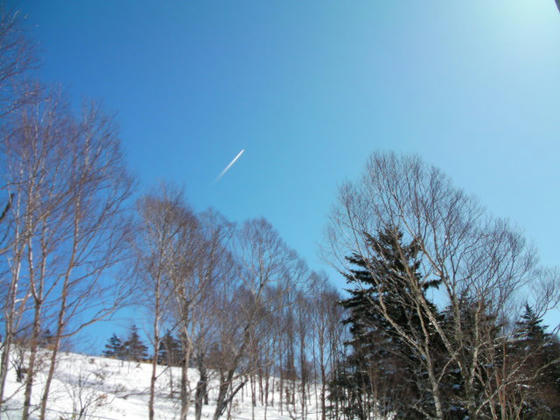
[2,351,318,420]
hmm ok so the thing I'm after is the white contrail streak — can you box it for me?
[216,149,245,182]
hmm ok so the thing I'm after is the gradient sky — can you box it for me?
[8,1,560,348]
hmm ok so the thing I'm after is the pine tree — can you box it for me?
[158,330,182,366]
[512,304,560,418]
[334,226,442,419]
[514,304,547,345]
[103,333,124,359]
[123,325,148,362]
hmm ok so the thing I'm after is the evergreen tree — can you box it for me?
[512,304,560,418]
[333,226,442,419]
[514,304,547,345]
[158,330,182,366]
[123,325,148,362]
[103,333,124,359]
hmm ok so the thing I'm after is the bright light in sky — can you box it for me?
[216,149,245,182]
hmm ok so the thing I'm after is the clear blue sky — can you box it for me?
[9,1,560,348]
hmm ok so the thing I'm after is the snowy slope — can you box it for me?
[2,351,318,420]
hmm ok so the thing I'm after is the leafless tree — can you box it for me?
[0,92,132,419]
[211,218,296,420]
[307,272,343,420]
[156,200,233,420]
[529,267,560,334]
[295,288,311,419]
[134,186,189,420]
[62,367,113,420]
[135,190,241,420]
[0,8,38,410]
[0,7,38,119]
[0,93,68,412]
[191,209,235,420]
[37,102,132,420]
[326,152,537,419]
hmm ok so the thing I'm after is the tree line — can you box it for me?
[126,185,345,420]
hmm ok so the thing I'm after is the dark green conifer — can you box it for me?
[332,226,441,419]
[158,330,182,366]
[103,333,124,359]
[123,324,148,362]
[512,304,560,418]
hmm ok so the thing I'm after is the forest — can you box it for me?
[1,6,560,420]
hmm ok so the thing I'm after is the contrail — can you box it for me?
[216,149,245,182]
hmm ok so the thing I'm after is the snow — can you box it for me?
[1,351,319,420]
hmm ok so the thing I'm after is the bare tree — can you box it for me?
[153,199,234,420]
[135,188,237,420]
[0,7,38,410]
[191,209,235,420]
[62,367,113,420]
[307,272,342,420]
[529,267,560,334]
[0,93,69,413]
[326,152,537,419]
[37,102,132,420]
[211,218,295,420]
[14,94,75,420]
[295,288,311,419]
[0,92,132,419]
[0,7,37,119]
[134,186,188,420]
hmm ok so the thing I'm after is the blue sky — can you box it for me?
[9,1,560,347]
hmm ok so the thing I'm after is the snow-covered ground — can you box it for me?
[1,351,318,420]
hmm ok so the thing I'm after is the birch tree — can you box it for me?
[0,7,37,119]
[37,102,132,420]
[134,187,187,420]
[162,196,200,420]
[0,10,38,409]
[0,92,132,419]
[308,272,342,420]
[191,209,235,420]
[212,218,295,420]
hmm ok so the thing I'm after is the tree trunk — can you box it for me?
[149,277,161,420]
[149,330,160,420]
[251,374,256,420]
[213,369,247,420]
[21,300,42,420]
[39,207,78,420]
[24,233,49,420]
[195,353,208,420]
[0,258,21,413]
[426,359,444,420]
[180,346,191,420]
[38,270,71,420]
[320,361,326,420]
